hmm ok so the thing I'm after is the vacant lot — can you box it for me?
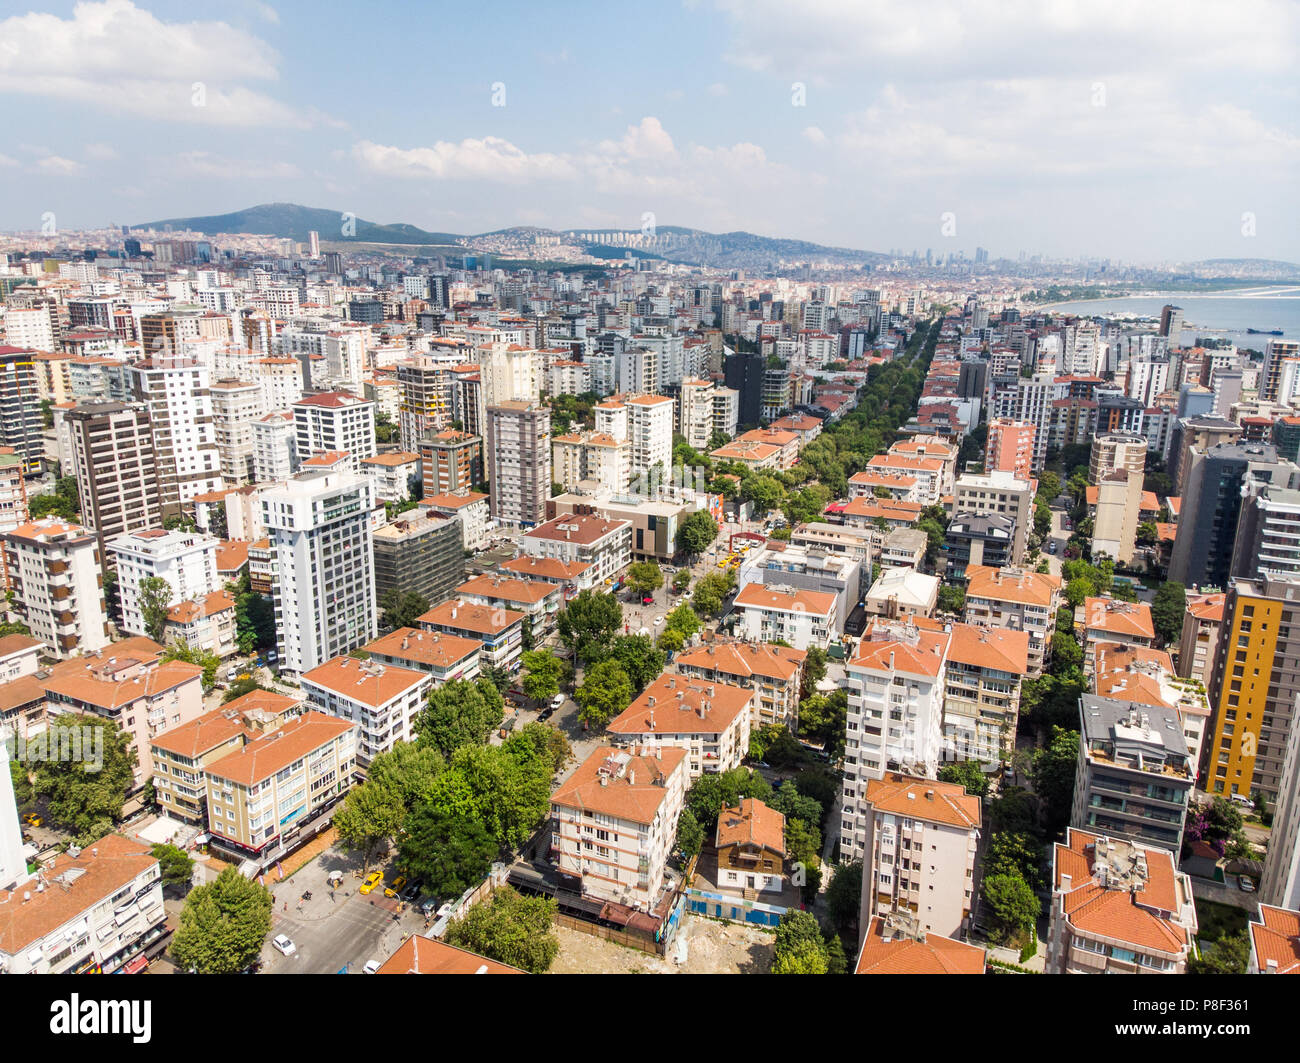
[550,914,773,974]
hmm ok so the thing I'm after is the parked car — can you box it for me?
[537,707,555,722]
[550,693,565,710]
[418,897,439,918]
[1239,875,1257,893]
[384,875,408,898]
[23,813,41,828]
[271,934,296,957]
[400,882,420,903]
[359,871,383,895]
[362,960,382,974]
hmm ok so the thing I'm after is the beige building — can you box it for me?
[856,773,981,941]
[1080,597,1155,672]
[675,641,806,732]
[549,746,689,912]
[942,622,1030,764]
[455,573,562,641]
[417,599,525,673]
[1045,829,1197,974]
[1089,468,1144,565]
[521,513,631,587]
[1089,433,1147,482]
[4,518,109,660]
[204,711,357,861]
[952,470,1034,565]
[733,584,837,650]
[485,401,551,528]
[1176,591,1225,688]
[962,565,1062,676]
[301,656,431,765]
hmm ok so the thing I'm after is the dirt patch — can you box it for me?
[549,914,773,974]
[284,828,338,877]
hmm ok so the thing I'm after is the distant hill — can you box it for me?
[133,203,464,246]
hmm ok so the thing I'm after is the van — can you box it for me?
[549,693,565,710]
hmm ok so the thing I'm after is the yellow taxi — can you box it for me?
[383,875,408,899]
[359,871,383,895]
[23,813,41,828]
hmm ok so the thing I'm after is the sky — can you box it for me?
[0,0,1297,263]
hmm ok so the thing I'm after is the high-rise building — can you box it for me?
[625,394,674,482]
[397,354,455,450]
[1158,304,1185,347]
[1169,443,1299,591]
[292,390,377,470]
[420,429,482,497]
[1089,433,1147,482]
[3,518,109,659]
[485,401,550,528]
[131,355,223,514]
[984,419,1035,481]
[0,346,45,475]
[1259,340,1300,403]
[952,469,1033,565]
[724,350,764,427]
[372,512,465,610]
[1231,484,1300,582]
[210,378,265,485]
[1261,706,1300,911]
[66,399,162,553]
[107,528,220,638]
[260,471,377,676]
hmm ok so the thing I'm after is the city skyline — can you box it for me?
[0,0,1296,262]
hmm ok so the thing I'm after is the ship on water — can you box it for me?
[1247,328,1285,335]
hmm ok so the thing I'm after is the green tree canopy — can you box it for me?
[1187,931,1250,974]
[684,766,773,824]
[824,860,864,936]
[676,510,719,556]
[982,873,1041,946]
[445,886,559,973]
[23,712,136,834]
[151,842,195,890]
[608,634,665,691]
[1150,580,1186,646]
[520,649,567,703]
[983,831,1045,891]
[366,741,446,816]
[771,910,829,974]
[414,677,506,757]
[937,760,990,797]
[170,866,273,974]
[665,602,701,639]
[557,589,623,666]
[575,659,634,728]
[624,561,664,596]
[332,780,405,873]
[137,575,173,643]
[161,640,221,692]
[1033,726,1080,836]
[399,806,497,899]
[675,807,705,858]
[380,588,431,632]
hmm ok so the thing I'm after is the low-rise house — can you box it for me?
[854,911,986,974]
[301,656,432,765]
[376,935,524,974]
[962,565,1062,676]
[455,573,562,641]
[417,599,525,674]
[675,641,806,732]
[0,634,41,682]
[864,566,939,621]
[362,627,482,684]
[499,554,595,597]
[1080,598,1156,671]
[0,833,166,974]
[520,513,631,589]
[606,672,752,778]
[204,711,358,862]
[1045,828,1197,974]
[163,589,238,658]
[715,798,785,898]
[1248,904,1300,974]
[839,497,923,531]
[848,470,921,502]
[733,584,837,650]
[360,451,421,503]
[549,746,689,912]
[880,528,928,571]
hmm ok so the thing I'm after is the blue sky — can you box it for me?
[1,0,1297,262]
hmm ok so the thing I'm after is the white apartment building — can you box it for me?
[293,391,376,470]
[856,773,981,941]
[738,542,864,637]
[108,528,220,639]
[301,655,431,766]
[732,584,836,650]
[605,672,753,779]
[626,394,674,481]
[0,833,166,975]
[252,410,300,484]
[359,452,420,504]
[550,432,631,493]
[841,619,952,860]
[549,746,689,912]
[521,513,631,587]
[678,378,717,451]
[261,471,378,676]
[3,518,110,659]
[3,307,55,350]
[424,489,492,552]
[130,355,224,509]
[712,386,739,440]
[546,360,592,397]
[252,357,305,411]
[962,564,1063,676]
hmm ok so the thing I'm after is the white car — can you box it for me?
[271,934,296,957]
[653,615,665,626]
[362,959,382,974]
[550,693,565,710]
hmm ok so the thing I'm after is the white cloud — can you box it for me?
[173,151,301,179]
[84,142,119,160]
[353,137,579,182]
[36,156,83,176]
[253,2,280,23]
[802,126,826,144]
[0,0,331,127]
[0,154,17,168]
[708,82,728,97]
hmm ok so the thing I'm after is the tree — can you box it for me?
[825,860,863,936]
[608,634,664,691]
[575,659,633,728]
[657,627,685,653]
[445,886,559,973]
[982,873,1040,946]
[1188,931,1250,974]
[665,602,700,639]
[366,741,446,815]
[161,640,221,692]
[771,910,829,974]
[676,510,718,557]
[1151,580,1186,646]
[520,650,566,703]
[170,866,273,974]
[786,816,823,902]
[414,677,505,757]
[234,576,275,655]
[690,570,734,618]
[988,787,1039,835]
[937,760,989,797]
[399,806,497,899]
[222,676,270,703]
[1033,726,1079,836]
[557,590,623,666]
[511,721,572,775]
[380,588,430,632]
[983,832,1045,891]
[672,569,692,594]
[102,567,121,627]
[151,843,195,891]
[741,474,785,516]
[624,561,664,596]
[25,712,136,834]
[1136,521,1159,546]
[675,807,705,858]
[798,689,848,758]
[684,766,772,824]
[936,585,966,615]
[137,575,173,643]
[801,645,827,699]
[769,779,822,827]
[332,780,405,873]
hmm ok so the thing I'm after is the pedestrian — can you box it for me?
[283,901,288,913]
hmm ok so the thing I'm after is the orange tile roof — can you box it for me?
[525,513,628,546]
[44,659,203,710]
[675,641,806,682]
[425,490,488,510]
[215,539,250,573]
[841,497,923,521]
[361,451,419,467]
[363,627,482,669]
[854,916,986,974]
[206,711,355,786]
[376,936,523,974]
[710,440,782,463]
[456,573,558,606]
[1250,905,1300,975]
[945,623,1030,674]
[0,834,158,954]
[849,470,919,488]
[150,706,253,758]
[734,583,835,617]
[418,599,525,636]
[864,773,981,829]
[550,746,687,825]
[0,633,42,657]
[607,672,752,737]
[499,555,590,581]
[166,589,235,624]
[1084,598,1155,640]
[867,453,943,473]
[738,428,798,447]
[1186,592,1226,623]
[301,656,429,706]
[964,564,1061,607]
[715,798,785,855]
[851,623,949,678]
